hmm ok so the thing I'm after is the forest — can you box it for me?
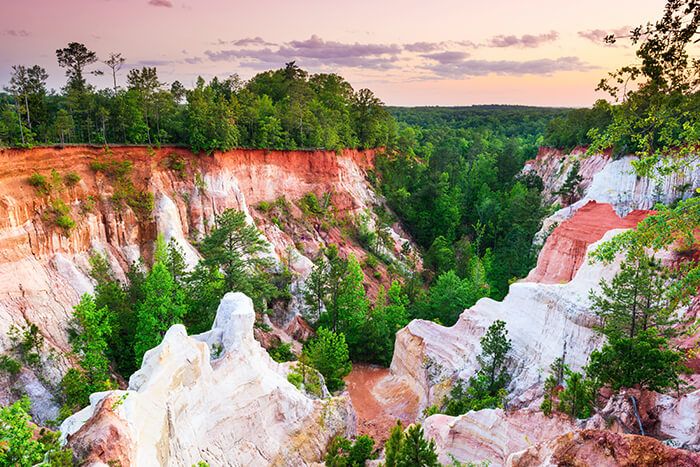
[2,0,700,461]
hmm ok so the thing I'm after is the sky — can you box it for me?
[0,0,670,107]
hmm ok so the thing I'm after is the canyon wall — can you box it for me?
[0,145,414,422]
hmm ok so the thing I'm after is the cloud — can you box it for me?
[183,56,202,64]
[148,0,173,7]
[402,42,446,53]
[421,51,470,64]
[205,35,401,70]
[285,35,401,58]
[486,31,559,48]
[423,56,595,78]
[2,29,30,37]
[578,26,631,45]
[136,59,173,66]
[231,37,276,47]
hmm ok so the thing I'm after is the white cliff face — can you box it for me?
[61,292,356,467]
[424,410,582,466]
[380,230,628,417]
[531,151,700,245]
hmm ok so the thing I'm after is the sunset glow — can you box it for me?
[0,0,668,106]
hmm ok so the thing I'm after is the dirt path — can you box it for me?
[344,363,405,445]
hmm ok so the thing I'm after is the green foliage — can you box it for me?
[543,100,612,149]
[60,294,115,417]
[63,171,80,186]
[325,435,376,467]
[28,172,50,195]
[587,250,689,393]
[267,341,296,363]
[7,321,44,369]
[184,209,275,332]
[303,327,352,392]
[392,423,440,467]
[552,160,583,206]
[587,329,689,393]
[442,320,511,416]
[133,254,186,366]
[419,269,488,327]
[0,396,68,467]
[165,153,186,178]
[287,361,324,398]
[557,368,595,419]
[589,1,700,170]
[0,355,21,375]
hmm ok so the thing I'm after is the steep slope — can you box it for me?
[0,145,415,422]
[60,292,356,466]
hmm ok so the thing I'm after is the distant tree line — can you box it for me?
[0,43,393,152]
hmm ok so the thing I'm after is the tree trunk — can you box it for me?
[14,98,24,145]
[24,94,31,130]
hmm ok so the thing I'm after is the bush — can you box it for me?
[28,173,50,195]
[64,171,81,186]
[165,153,186,178]
[257,201,271,212]
[325,435,376,467]
[54,215,76,233]
[268,341,296,363]
[304,328,352,392]
[0,355,21,375]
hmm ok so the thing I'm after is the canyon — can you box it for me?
[0,145,698,466]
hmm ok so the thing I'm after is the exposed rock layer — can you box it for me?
[61,292,356,466]
[0,145,411,421]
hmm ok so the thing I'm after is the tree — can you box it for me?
[103,52,126,93]
[127,67,162,144]
[587,250,689,393]
[303,254,329,322]
[0,396,65,467]
[443,320,512,415]
[60,294,115,415]
[557,368,595,419]
[303,327,351,392]
[324,435,376,467]
[56,42,99,92]
[553,160,583,206]
[587,328,688,393]
[396,424,440,467]
[384,420,404,467]
[133,258,186,365]
[193,208,274,312]
[590,251,678,341]
[478,320,511,395]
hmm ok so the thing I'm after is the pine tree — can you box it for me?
[396,424,440,467]
[134,259,186,366]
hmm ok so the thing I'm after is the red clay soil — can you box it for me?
[345,364,404,445]
[527,201,654,284]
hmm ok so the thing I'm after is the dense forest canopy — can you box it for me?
[0,56,393,153]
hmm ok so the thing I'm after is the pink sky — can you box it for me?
[0,0,669,107]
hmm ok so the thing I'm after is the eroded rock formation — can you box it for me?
[377,230,628,418]
[0,146,414,421]
[61,292,356,466]
[507,430,700,467]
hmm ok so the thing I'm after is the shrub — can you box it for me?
[257,201,271,212]
[0,355,21,375]
[28,173,50,195]
[268,341,296,363]
[90,158,133,180]
[165,153,186,178]
[55,215,76,233]
[64,171,81,186]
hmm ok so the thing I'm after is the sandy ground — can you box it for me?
[344,363,408,445]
